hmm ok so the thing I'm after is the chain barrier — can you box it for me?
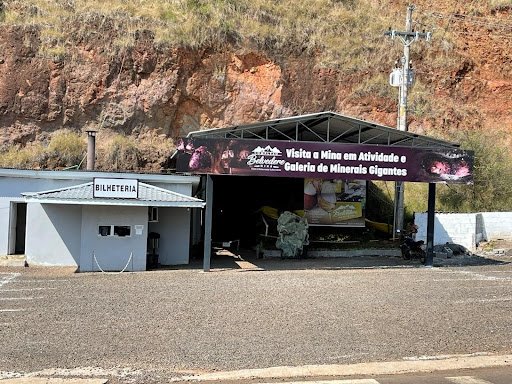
[92,251,133,273]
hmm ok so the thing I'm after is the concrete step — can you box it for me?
[0,255,26,267]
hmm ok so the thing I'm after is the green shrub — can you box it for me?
[438,129,512,212]
[366,180,395,225]
[46,130,86,168]
[99,134,141,171]
[0,143,45,169]
[398,128,512,213]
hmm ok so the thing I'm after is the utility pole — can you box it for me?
[385,4,431,239]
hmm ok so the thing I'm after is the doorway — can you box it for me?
[8,202,27,255]
[211,175,304,248]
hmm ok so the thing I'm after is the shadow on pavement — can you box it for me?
[175,246,511,272]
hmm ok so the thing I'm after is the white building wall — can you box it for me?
[0,199,11,255]
[25,203,82,266]
[414,212,477,251]
[478,212,512,241]
[152,182,192,196]
[149,207,191,265]
[79,205,147,272]
[0,178,79,198]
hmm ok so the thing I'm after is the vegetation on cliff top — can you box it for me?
[4,0,395,71]
[3,0,508,70]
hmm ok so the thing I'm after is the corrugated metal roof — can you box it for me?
[185,111,459,149]
[22,182,205,208]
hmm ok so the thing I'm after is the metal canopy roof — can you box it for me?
[22,182,205,208]
[187,111,458,149]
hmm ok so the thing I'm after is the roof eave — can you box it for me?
[24,197,205,208]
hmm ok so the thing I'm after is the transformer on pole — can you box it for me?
[384,4,432,239]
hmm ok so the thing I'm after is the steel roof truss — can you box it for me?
[238,129,266,140]
[329,126,359,143]
[298,121,326,142]
[225,131,243,139]
[185,112,460,149]
[361,130,388,144]
[268,125,295,141]
[390,136,415,146]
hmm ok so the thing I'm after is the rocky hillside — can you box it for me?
[0,0,510,171]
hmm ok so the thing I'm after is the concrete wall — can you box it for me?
[25,203,82,266]
[414,212,476,251]
[478,212,512,241]
[148,207,191,265]
[80,205,147,272]
[414,212,512,251]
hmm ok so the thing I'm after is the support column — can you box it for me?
[203,175,213,272]
[393,181,405,240]
[425,182,436,267]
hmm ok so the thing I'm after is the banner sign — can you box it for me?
[305,179,366,227]
[176,138,474,184]
[93,178,138,199]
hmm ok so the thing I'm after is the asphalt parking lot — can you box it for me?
[1,253,511,383]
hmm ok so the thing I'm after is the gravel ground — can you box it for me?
[1,252,511,383]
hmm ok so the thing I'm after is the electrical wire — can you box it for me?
[415,10,512,34]
[427,12,512,31]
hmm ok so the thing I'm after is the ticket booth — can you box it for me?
[0,170,204,272]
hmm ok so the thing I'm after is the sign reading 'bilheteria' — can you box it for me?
[93,178,138,199]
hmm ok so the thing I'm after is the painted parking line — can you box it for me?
[14,279,70,283]
[0,378,108,383]
[0,308,28,312]
[0,296,45,301]
[403,352,492,361]
[257,380,380,384]
[446,376,495,384]
[455,297,512,304]
[0,273,20,288]
[432,270,512,281]
[1,287,57,292]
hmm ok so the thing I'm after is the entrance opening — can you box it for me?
[209,176,397,255]
[212,176,303,248]
[9,202,27,255]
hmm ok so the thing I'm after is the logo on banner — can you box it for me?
[246,145,285,170]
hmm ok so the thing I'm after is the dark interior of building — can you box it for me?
[208,175,395,250]
[211,175,304,247]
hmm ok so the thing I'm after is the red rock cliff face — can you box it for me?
[0,27,294,150]
[0,12,510,171]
